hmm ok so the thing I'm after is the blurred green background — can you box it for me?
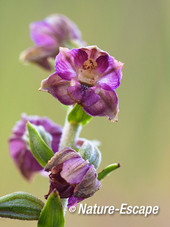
[0,0,170,226]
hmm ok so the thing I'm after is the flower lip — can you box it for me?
[77,59,99,87]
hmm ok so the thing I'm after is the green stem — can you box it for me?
[59,110,82,150]
[59,107,82,214]
[59,120,82,150]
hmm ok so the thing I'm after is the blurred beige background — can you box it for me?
[0,0,170,226]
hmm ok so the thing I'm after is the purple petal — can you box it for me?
[96,54,109,74]
[9,114,62,180]
[45,147,101,202]
[45,14,82,41]
[68,196,84,208]
[55,48,77,80]
[30,21,57,46]
[74,165,101,198]
[40,72,75,105]
[12,117,27,136]
[97,57,123,90]
[46,165,74,199]
[68,48,88,67]
[68,80,99,107]
[20,45,59,71]
[45,147,80,172]
[9,137,42,180]
[26,116,62,153]
[97,72,120,90]
[61,157,89,185]
[83,88,119,121]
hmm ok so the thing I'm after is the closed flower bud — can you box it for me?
[45,147,101,208]
[9,114,62,180]
[77,139,101,169]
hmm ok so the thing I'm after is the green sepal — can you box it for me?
[0,192,44,220]
[68,104,92,125]
[79,140,102,169]
[98,163,120,181]
[27,122,54,168]
[38,190,65,227]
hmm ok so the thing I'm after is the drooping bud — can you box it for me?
[9,114,62,180]
[45,147,101,208]
[20,14,85,70]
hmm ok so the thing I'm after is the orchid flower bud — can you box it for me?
[45,147,101,208]
[9,114,62,180]
[76,139,102,169]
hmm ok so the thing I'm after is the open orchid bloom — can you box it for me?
[40,46,123,121]
[9,114,62,180]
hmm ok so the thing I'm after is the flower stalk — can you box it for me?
[59,108,82,150]
[58,107,82,215]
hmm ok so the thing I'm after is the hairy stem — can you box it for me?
[59,107,82,214]
[59,107,82,150]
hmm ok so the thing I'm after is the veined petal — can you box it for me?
[45,14,82,41]
[55,48,77,80]
[74,165,101,198]
[9,137,42,180]
[97,58,123,90]
[30,21,57,46]
[96,54,109,74]
[68,48,88,67]
[83,88,119,122]
[40,72,74,105]
[45,148,80,172]
[61,158,89,185]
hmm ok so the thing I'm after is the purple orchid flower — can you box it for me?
[40,46,123,121]
[20,14,84,70]
[45,147,101,208]
[9,114,62,181]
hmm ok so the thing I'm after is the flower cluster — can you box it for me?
[7,13,124,224]
[9,114,101,207]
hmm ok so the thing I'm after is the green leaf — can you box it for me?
[38,190,65,227]
[98,163,120,181]
[68,104,92,125]
[0,192,44,220]
[27,122,54,168]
